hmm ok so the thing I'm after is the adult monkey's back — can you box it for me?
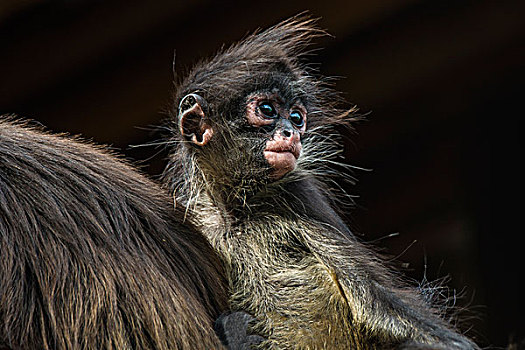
[165,17,480,349]
[0,119,227,349]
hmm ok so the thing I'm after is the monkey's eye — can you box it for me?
[290,111,304,127]
[259,103,277,118]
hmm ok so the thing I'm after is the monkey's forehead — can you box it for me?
[178,63,311,107]
[245,87,308,106]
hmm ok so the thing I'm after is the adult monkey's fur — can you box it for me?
[165,17,480,349]
[0,119,228,349]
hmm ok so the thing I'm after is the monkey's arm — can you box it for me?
[319,243,477,349]
[294,180,478,349]
[305,225,478,349]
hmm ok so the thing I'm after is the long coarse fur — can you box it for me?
[164,17,479,349]
[0,118,227,349]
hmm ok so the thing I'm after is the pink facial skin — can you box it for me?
[263,133,302,179]
[246,93,307,179]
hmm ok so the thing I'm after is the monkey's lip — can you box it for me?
[263,149,297,160]
[264,142,301,178]
[264,145,300,159]
[263,150,298,179]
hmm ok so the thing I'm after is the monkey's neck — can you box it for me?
[195,176,350,238]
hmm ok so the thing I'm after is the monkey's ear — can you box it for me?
[178,93,214,146]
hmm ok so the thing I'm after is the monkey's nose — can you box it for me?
[274,120,296,140]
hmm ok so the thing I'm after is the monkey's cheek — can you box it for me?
[263,151,297,179]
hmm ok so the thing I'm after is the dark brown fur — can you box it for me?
[0,118,227,349]
[164,17,479,349]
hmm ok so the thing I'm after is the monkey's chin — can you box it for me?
[264,151,297,179]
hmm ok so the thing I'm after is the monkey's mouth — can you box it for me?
[263,148,299,179]
[263,139,302,179]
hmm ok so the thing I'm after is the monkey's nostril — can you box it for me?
[283,129,292,138]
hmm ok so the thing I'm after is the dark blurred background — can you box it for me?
[0,0,522,347]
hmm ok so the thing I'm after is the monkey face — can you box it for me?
[178,89,307,182]
[245,92,306,179]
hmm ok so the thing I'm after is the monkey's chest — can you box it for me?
[227,241,357,349]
